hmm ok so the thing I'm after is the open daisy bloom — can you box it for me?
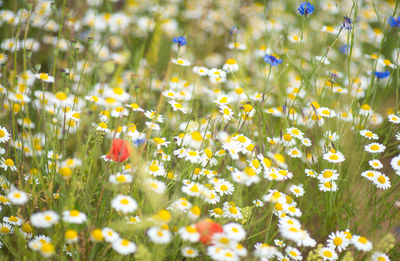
[106,139,132,162]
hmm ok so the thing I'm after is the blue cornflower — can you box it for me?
[388,16,400,27]
[375,70,390,79]
[263,54,282,66]
[297,2,314,16]
[230,26,238,35]
[172,36,186,47]
[342,16,353,30]
[133,137,146,147]
[339,44,348,55]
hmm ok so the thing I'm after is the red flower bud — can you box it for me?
[106,139,132,162]
[195,219,223,245]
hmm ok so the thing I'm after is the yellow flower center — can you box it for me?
[188,151,198,157]
[70,210,80,217]
[98,122,108,129]
[326,26,334,32]
[323,251,333,258]
[113,87,124,95]
[377,175,386,184]
[229,207,238,214]
[4,159,14,166]
[252,159,260,168]
[190,185,199,192]
[120,199,130,205]
[92,229,103,241]
[65,230,77,239]
[361,104,371,111]
[55,92,67,100]
[333,237,342,246]
[244,167,256,176]
[149,164,159,172]
[329,154,339,160]
[219,237,229,244]
[186,226,197,233]
[358,236,367,244]
[59,167,72,177]
[22,223,32,233]
[158,210,171,222]
[206,206,219,215]
[105,97,116,104]
[116,175,126,183]
[115,107,124,112]
[0,226,10,233]
[225,58,237,65]
[191,206,200,215]
[39,73,49,80]
[191,131,203,142]
[219,97,228,103]
[283,134,292,141]
[370,144,380,151]
[220,185,228,191]
[274,203,283,211]
[243,104,253,112]
[323,170,333,178]
[121,239,130,246]
[9,216,18,222]
[41,243,55,254]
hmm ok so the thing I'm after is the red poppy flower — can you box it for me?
[195,219,223,245]
[106,139,132,162]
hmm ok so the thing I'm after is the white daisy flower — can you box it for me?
[360,130,379,140]
[0,127,10,143]
[62,210,87,224]
[111,194,138,214]
[388,114,400,124]
[319,247,338,260]
[371,252,390,261]
[373,173,391,190]
[147,227,171,244]
[181,246,199,258]
[102,227,120,242]
[351,235,372,251]
[223,223,246,241]
[327,231,350,252]
[364,143,386,153]
[112,238,136,255]
[171,58,191,66]
[178,225,200,242]
[7,189,28,205]
[30,211,59,228]
[369,159,383,169]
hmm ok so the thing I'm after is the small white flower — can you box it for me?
[7,189,28,205]
[30,211,59,228]
[111,194,138,214]
[112,238,136,255]
[351,235,372,251]
[147,227,171,244]
[62,210,87,224]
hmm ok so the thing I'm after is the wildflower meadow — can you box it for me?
[1,0,400,260]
